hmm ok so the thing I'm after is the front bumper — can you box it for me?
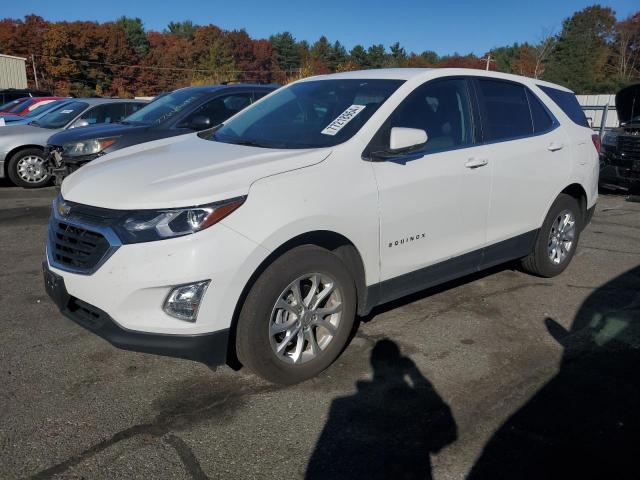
[45,145,98,184]
[44,263,229,364]
[0,151,7,178]
[599,148,640,191]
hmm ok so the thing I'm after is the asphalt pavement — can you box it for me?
[1,183,639,479]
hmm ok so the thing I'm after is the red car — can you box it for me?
[0,96,65,117]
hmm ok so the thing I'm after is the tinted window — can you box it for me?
[80,103,127,125]
[6,98,32,113]
[0,97,28,111]
[370,78,474,154]
[2,93,28,104]
[526,89,555,133]
[476,79,533,141]
[180,93,253,129]
[126,102,146,116]
[538,85,588,127]
[36,101,89,129]
[22,100,66,118]
[254,91,270,101]
[126,89,206,126]
[210,79,404,149]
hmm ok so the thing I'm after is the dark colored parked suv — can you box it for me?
[0,88,52,104]
[47,83,279,183]
[599,84,640,192]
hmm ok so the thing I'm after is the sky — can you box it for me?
[3,0,638,56]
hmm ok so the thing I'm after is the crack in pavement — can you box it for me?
[30,383,282,479]
[582,245,640,256]
[164,434,210,480]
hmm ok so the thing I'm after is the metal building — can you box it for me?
[576,93,621,138]
[0,54,28,89]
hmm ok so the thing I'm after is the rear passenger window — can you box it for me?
[371,78,474,154]
[476,79,532,142]
[526,89,555,133]
[538,85,589,128]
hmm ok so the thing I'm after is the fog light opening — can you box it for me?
[163,280,210,322]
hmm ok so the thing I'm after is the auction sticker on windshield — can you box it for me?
[321,105,366,136]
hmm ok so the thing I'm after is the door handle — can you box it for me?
[548,142,564,152]
[465,158,488,169]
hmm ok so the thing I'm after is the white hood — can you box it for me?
[62,133,332,210]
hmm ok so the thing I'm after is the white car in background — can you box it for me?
[44,68,599,384]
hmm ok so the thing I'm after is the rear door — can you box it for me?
[472,77,571,260]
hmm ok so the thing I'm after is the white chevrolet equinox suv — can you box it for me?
[44,69,599,384]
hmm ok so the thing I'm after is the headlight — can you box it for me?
[602,131,617,147]
[63,137,118,157]
[114,196,246,244]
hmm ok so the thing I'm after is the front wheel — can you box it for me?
[236,245,357,384]
[521,193,582,277]
[7,148,51,188]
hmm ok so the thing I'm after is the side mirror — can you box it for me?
[70,119,90,129]
[370,127,428,162]
[390,127,428,152]
[188,115,212,131]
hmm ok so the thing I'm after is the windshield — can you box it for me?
[126,89,205,125]
[0,97,28,112]
[209,79,404,149]
[23,100,67,118]
[35,101,88,129]
[6,98,32,114]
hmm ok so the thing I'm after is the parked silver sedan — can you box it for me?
[0,98,147,187]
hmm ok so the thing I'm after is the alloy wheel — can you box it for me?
[269,273,343,365]
[547,209,576,265]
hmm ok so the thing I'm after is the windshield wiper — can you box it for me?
[28,120,41,127]
[230,139,269,148]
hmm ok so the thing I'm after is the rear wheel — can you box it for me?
[236,245,357,384]
[7,148,50,188]
[521,193,582,277]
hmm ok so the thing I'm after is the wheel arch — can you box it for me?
[560,183,588,228]
[225,230,368,369]
[3,144,45,176]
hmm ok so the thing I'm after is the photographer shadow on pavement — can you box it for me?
[468,266,640,480]
[305,339,457,480]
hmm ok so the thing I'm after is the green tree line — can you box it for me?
[0,5,638,97]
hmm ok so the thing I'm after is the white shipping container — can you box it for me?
[0,54,28,89]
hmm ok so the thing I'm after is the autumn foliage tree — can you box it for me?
[0,8,638,97]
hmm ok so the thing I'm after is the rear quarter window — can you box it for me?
[475,78,533,142]
[526,89,556,134]
[538,85,588,128]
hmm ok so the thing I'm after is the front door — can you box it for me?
[369,77,491,301]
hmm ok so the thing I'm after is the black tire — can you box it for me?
[236,245,357,384]
[521,193,582,277]
[7,148,50,188]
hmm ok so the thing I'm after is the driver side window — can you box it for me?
[371,78,474,155]
[80,103,127,125]
[179,93,253,130]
